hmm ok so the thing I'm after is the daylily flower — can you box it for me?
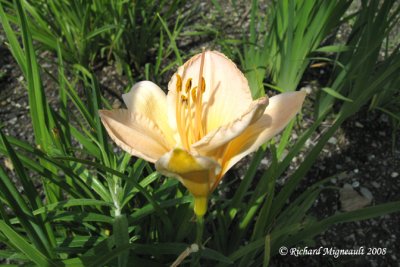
[99,51,305,217]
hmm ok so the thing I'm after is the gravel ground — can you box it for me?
[1,2,399,266]
[269,108,400,267]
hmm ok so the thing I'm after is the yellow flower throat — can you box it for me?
[175,51,206,150]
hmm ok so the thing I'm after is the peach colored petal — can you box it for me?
[99,109,171,163]
[191,96,268,154]
[167,51,253,136]
[218,91,306,179]
[122,81,176,146]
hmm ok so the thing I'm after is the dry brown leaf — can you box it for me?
[340,183,371,212]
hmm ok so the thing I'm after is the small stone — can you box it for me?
[301,85,312,94]
[360,187,373,201]
[305,138,313,148]
[112,99,121,109]
[356,229,365,236]
[379,131,386,136]
[352,180,360,187]
[4,158,14,171]
[260,158,268,166]
[354,168,359,174]
[328,137,337,145]
[371,181,380,188]
[338,172,348,180]
[9,117,17,124]
[391,172,399,178]
[368,154,375,160]
[355,122,364,128]
[344,233,355,241]
[380,114,389,122]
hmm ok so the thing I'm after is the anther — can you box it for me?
[191,87,197,102]
[185,78,192,93]
[181,95,188,104]
[201,77,206,92]
[176,74,182,92]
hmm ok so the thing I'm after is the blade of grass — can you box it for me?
[0,220,55,267]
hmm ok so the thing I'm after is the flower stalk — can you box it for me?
[195,215,204,247]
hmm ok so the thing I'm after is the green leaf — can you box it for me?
[114,214,129,267]
[55,235,105,253]
[315,45,350,53]
[322,87,353,102]
[0,220,55,266]
[202,248,233,264]
[57,257,85,267]
[0,2,26,74]
[0,130,42,212]
[0,159,52,257]
[48,211,113,224]
[228,147,265,220]
[263,235,271,267]
[33,199,113,216]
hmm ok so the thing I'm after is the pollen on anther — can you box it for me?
[201,77,206,92]
[191,87,197,101]
[181,95,188,104]
[185,78,192,93]
[176,74,182,92]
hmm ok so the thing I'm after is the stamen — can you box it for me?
[175,51,208,147]
[180,99,189,149]
[176,74,182,92]
[175,74,188,149]
[195,50,206,140]
[201,77,206,93]
[185,78,192,93]
[186,89,196,144]
[191,87,197,102]
[181,95,188,105]
[197,50,205,90]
